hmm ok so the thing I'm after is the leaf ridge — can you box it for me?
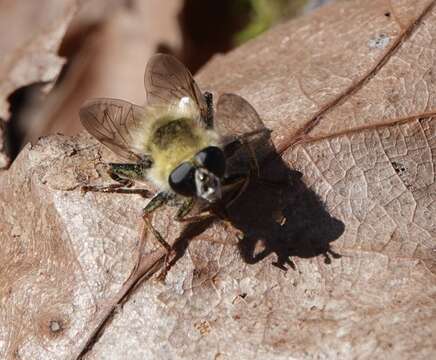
[277,0,436,155]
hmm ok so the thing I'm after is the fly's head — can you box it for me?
[168,146,226,203]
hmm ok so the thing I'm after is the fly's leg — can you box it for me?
[176,209,217,223]
[157,197,204,280]
[153,197,218,281]
[142,191,174,252]
[170,174,249,223]
[82,162,151,197]
[82,170,133,193]
[173,175,248,224]
[163,176,250,279]
[141,191,175,280]
[203,91,214,129]
[174,197,196,221]
[175,197,221,223]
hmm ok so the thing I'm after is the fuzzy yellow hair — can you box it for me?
[131,97,220,190]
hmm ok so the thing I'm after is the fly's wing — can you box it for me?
[79,98,148,162]
[144,54,208,125]
[215,93,274,175]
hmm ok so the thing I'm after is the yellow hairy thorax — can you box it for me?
[130,97,220,191]
[146,116,218,190]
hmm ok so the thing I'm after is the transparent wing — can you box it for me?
[144,53,208,123]
[215,93,266,137]
[79,98,148,162]
[215,93,273,174]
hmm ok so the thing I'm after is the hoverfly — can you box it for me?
[79,54,271,265]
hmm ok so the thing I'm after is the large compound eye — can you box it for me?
[194,146,226,177]
[169,162,196,196]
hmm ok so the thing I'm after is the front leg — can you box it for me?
[142,191,175,252]
[174,197,217,223]
[176,174,250,224]
[175,197,196,221]
[139,191,178,281]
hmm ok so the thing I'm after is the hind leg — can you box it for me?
[82,163,151,197]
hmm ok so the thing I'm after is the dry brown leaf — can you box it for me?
[1,1,435,359]
[0,0,78,168]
